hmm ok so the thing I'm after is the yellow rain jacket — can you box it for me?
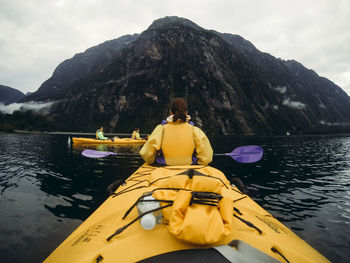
[131,131,141,140]
[140,116,213,165]
[151,169,234,245]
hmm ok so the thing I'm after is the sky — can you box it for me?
[1,0,350,95]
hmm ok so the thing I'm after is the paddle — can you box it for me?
[215,145,263,163]
[82,145,263,163]
[82,149,139,158]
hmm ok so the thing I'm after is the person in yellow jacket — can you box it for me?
[131,128,141,140]
[140,98,213,165]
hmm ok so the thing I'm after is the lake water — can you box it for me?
[0,133,349,262]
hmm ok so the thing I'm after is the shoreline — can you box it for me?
[1,129,350,138]
[0,130,147,137]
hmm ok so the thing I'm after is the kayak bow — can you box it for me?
[44,164,329,263]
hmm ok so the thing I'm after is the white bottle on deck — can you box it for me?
[137,195,162,230]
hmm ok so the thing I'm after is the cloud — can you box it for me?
[282,98,306,109]
[272,86,287,94]
[0,101,55,114]
[320,120,350,127]
[0,0,349,96]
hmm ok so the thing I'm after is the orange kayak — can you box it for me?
[44,164,329,263]
[72,137,146,145]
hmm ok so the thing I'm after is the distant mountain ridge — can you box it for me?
[0,85,25,105]
[20,16,350,135]
[22,34,139,102]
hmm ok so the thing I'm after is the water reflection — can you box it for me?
[0,134,146,262]
[39,140,145,220]
[212,135,350,262]
[1,134,350,262]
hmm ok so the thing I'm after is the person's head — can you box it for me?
[170,98,188,122]
[135,128,139,132]
[100,126,104,131]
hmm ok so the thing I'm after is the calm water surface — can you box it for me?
[0,133,349,262]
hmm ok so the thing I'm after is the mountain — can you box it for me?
[22,34,139,102]
[20,16,350,135]
[0,85,25,105]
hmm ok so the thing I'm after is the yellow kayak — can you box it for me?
[44,164,329,263]
[72,137,146,145]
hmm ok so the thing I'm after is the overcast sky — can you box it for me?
[1,0,349,95]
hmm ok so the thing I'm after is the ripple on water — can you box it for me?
[1,134,350,263]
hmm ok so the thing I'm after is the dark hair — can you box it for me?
[170,98,187,122]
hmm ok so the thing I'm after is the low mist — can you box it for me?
[0,101,55,114]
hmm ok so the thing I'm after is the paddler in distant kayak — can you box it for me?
[131,128,141,140]
[96,126,109,140]
[140,97,213,165]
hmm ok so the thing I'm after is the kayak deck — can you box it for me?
[44,164,329,263]
[72,137,146,145]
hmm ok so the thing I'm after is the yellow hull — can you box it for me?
[44,164,329,263]
[72,137,146,145]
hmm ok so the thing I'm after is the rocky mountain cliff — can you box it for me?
[22,34,139,102]
[21,16,350,135]
[0,85,25,105]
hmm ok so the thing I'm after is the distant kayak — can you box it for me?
[44,164,329,263]
[72,137,146,145]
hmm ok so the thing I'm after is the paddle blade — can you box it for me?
[82,149,118,158]
[227,145,263,163]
